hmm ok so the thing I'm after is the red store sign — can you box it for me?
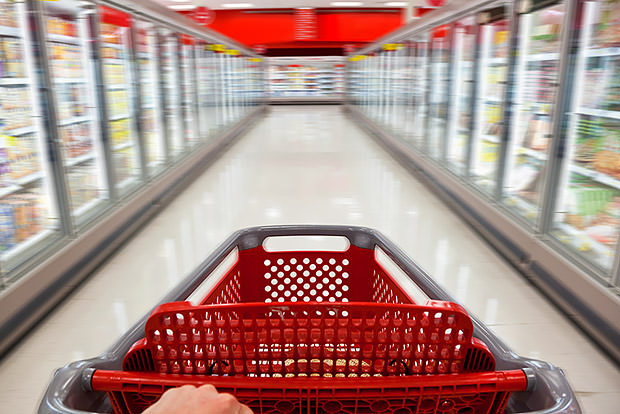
[294,8,317,41]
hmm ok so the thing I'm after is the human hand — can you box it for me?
[143,384,253,414]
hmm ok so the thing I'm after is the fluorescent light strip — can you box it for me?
[222,2,254,7]
[330,1,363,6]
[169,4,196,10]
[385,1,408,6]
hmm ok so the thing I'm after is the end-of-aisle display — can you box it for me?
[268,57,345,104]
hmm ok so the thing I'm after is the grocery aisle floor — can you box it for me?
[1,106,619,413]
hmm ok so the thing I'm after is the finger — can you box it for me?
[197,383,218,394]
[239,403,254,414]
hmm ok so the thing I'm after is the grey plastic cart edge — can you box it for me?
[39,225,580,414]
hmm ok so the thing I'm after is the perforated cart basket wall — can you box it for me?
[39,226,581,414]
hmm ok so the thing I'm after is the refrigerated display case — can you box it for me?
[504,1,566,223]
[471,6,511,193]
[345,0,620,364]
[552,0,620,272]
[99,6,141,196]
[136,19,165,176]
[0,0,265,356]
[0,0,62,273]
[428,25,451,160]
[448,16,477,174]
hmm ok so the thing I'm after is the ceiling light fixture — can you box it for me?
[222,2,254,7]
[168,4,196,10]
[171,0,190,2]
[330,1,363,6]
[385,1,408,6]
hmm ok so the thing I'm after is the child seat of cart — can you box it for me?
[87,237,533,414]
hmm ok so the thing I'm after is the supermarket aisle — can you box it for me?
[1,105,619,413]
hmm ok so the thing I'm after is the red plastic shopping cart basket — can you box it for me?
[87,228,531,414]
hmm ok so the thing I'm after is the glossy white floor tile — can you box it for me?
[1,106,619,413]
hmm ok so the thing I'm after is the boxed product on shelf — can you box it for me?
[0,2,18,28]
[46,16,77,37]
[492,29,509,58]
[530,24,561,53]
[601,57,620,111]
[99,23,122,45]
[67,162,99,210]
[564,182,620,246]
[0,37,25,78]
[107,90,129,118]
[595,0,620,47]
[0,192,44,250]
[104,63,125,84]
[60,123,92,159]
[49,44,83,79]
[0,87,33,131]
[110,118,130,146]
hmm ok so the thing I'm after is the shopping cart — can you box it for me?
[39,226,580,414]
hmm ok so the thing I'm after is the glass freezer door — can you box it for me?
[0,0,62,273]
[161,30,183,158]
[98,6,141,197]
[407,36,429,152]
[448,16,477,174]
[471,8,511,194]
[136,20,165,177]
[428,25,451,160]
[551,0,620,273]
[503,1,566,223]
[180,36,197,147]
[43,0,109,227]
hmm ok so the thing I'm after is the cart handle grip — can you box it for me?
[236,225,377,251]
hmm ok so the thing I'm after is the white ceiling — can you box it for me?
[156,0,429,11]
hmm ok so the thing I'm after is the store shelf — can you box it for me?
[109,114,129,121]
[113,141,133,151]
[1,228,56,264]
[47,33,79,45]
[73,197,105,219]
[488,57,507,65]
[117,176,137,192]
[0,185,21,199]
[104,59,125,65]
[555,222,614,260]
[484,96,502,103]
[586,47,620,58]
[58,116,89,126]
[5,125,36,136]
[106,84,127,91]
[66,153,95,168]
[0,25,20,37]
[0,78,29,86]
[102,42,123,50]
[55,78,86,84]
[527,52,560,62]
[505,194,538,220]
[14,171,43,186]
[570,163,620,190]
[518,147,547,161]
[481,134,500,143]
[577,107,620,120]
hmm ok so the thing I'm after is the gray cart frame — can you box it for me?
[39,225,580,413]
